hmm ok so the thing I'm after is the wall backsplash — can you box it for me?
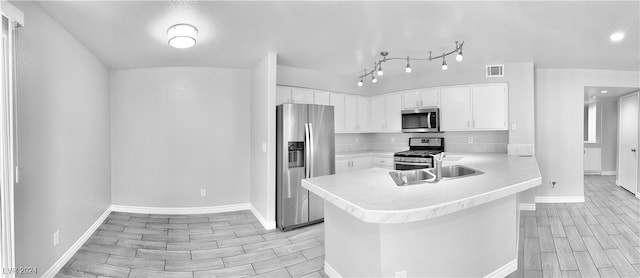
[336,131,508,153]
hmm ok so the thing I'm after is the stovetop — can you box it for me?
[394,149,443,158]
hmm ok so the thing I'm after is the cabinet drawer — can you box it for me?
[373,156,394,167]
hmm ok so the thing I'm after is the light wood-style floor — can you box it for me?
[508,175,640,278]
[57,175,638,277]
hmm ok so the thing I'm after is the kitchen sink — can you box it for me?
[389,165,483,186]
[441,165,483,178]
[388,169,435,186]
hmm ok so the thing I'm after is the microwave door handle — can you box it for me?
[427,112,431,129]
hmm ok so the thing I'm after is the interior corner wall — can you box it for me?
[276,65,368,96]
[12,1,111,275]
[535,69,640,198]
[250,53,277,225]
[110,67,251,207]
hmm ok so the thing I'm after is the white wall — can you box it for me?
[13,1,111,275]
[110,67,251,207]
[250,53,277,227]
[535,69,640,199]
[277,65,367,96]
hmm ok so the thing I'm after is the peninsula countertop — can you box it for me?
[301,153,542,224]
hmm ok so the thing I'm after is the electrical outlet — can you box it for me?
[53,231,59,246]
[200,189,206,197]
[552,181,557,188]
[395,270,407,278]
[468,137,474,144]
[511,123,517,131]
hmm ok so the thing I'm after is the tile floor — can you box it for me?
[55,210,326,278]
[57,175,638,277]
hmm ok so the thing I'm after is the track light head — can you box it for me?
[357,79,363,87]
[441,55,448,70]
[405,57,412,73]
[456,49,463,62]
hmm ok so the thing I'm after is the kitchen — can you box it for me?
[1,1,639,278]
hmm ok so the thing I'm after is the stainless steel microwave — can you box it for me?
[401,108,440,133]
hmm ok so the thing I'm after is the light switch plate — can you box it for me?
[200,189,206,197]
[53,231,60,246]
[511,123,517,131]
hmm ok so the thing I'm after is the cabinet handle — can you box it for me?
[416,100,419,107]
[472,121,475,127]
[420,100,423,107]
[467,121,470,127]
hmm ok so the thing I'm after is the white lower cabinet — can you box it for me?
[372,155,394,169]
[336,155,373,174]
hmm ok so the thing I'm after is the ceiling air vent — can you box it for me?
[486,64,504,77]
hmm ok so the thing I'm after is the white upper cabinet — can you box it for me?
[345,95,358,131]
[385,94,402,132]
[291,87,314,104]
[402,90,421,109]
[330,93,346,133]
[314,90,331,105]
[370,96,386,132]
[440,83,508,131]
[357,97,370,131]
[276,86,293,105]
[370,93,402,132]
[420,88,440,108]
[471,84,508,130]
[402,88,439,109]
[440,85,473,131]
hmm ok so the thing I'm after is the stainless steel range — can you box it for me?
[394,137,445,170]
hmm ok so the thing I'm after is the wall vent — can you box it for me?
[486,64,504,77]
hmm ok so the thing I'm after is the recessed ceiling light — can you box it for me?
[167,23,198,49]
[610,31,625,42]
[591,96,597,99]
[600,90,608,94]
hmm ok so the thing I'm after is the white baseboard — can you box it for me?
[601,171,616,176]
[41,207,112,278]
[249,204,276,230]
[324,261,342,278]
[484,259,517,278]
[519,203,536,211]
[535,196,585,203]
[110,203,251,215]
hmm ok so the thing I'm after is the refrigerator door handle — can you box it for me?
[309,123,314,178]
[304,123,311,179]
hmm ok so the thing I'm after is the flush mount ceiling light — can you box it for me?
[610,31,625,42]
[167,23,198,49]
[600,90,608,94]
[357,41,464,86]
[591,96,597,99]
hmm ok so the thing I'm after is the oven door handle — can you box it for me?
[395,161,431,166]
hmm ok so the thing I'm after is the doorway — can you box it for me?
[618,92,639,196]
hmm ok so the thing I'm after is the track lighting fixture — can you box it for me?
[441,55,448,70]
[356,41,464,86]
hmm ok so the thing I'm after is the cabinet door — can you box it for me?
[351,156,373,172]
[291,87,314,104]
[276,86,292,105]
[402,90,420,109]
[420,88,439,108]
[370,96,386,131]
[385,94,403,132]
[314,90,331,105]
[330,93,346,133]
[357,97,370,131]
[471,84,508,130]
[335,159,350,174]
[345,95,358,131]
[440,86,472,131]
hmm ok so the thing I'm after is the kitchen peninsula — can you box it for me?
[302,153,542,277]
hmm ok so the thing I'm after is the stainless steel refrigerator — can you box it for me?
[276,103,335,231]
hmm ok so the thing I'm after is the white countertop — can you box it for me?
[302,153,542,224]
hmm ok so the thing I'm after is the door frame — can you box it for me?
[617,91,639,198]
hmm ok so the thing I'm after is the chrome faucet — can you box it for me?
[431,152,446,181]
